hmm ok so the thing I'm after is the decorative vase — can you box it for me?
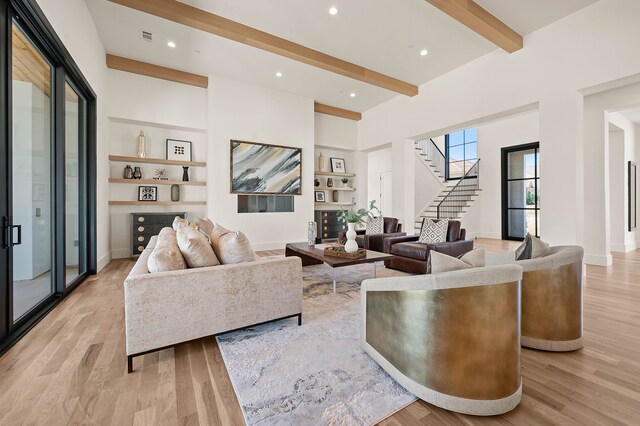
[123,164,133,179]
[332,190,339,202]
[137,131,146,158]
[314,179,320,187]
[182,166,189,182]
[307,221,317,246]
[133,166,142,179]
[327,178,333,188]
[171,184,180,202]
[318,152,325,172]
[345,222,358,253]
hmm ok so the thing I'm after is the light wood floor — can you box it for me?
[0,239,639,425]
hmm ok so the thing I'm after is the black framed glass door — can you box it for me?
[1,0,97,354]
[502,142,540,240]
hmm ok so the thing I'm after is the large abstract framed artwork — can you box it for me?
[230,140,302,195]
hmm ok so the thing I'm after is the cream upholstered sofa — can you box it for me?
[486,245,584,351]
[361,264,523,416]
[124,236,303,372]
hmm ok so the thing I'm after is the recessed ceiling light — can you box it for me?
[420,49,428,56]
[329,6,338,15]
[275,71,283,78]
[350,92,356,98]
[167,41,176,48]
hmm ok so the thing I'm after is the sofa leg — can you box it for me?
[298,313,303,326]
[127,355,134,373]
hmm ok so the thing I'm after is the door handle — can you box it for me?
[11,224,21,246]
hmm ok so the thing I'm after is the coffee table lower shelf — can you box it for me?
[285,242,395,293]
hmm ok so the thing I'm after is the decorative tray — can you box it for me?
[323,245,366,259]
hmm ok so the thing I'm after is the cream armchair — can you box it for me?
[486,245,584,351]
[361,265,523,416]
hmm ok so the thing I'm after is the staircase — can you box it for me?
[414,139,481,233]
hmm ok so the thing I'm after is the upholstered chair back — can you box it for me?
[383,217,400,234]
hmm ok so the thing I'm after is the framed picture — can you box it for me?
[138,186,158,202]
[315,191,326,202]
[230,140,302,195]
[330,157,346,173]
[166,139,192,162]
[629,161,637,231]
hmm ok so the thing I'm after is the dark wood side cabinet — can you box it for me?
[131,212,186,256]
[314,210,346,242]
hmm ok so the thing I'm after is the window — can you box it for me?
[502,143,540,240]
[445,128,477,180]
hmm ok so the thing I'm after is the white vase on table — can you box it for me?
[345,222,359,253]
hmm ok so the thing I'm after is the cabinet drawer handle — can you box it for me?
[137,236,145,242]
[137,246,145,251]
[138,226,145,232]
[324,226,327,230]
[323,213,327,217]
[138,217,145,223]
[324,220,327,224]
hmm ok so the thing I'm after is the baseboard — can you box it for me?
[112,248,132,259]
[467,231,501,240]
[610,242,636,253]
[583,253,612,267]
[97,251,112,271]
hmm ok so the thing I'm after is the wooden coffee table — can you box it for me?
[285,242,395,293]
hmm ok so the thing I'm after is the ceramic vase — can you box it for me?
[318,152,325,172]
[123,164,133,179]
[133,166,142,179]
[307,221,317,245]
[137,131,146,158]
[332,190,339,202]
[182,166,189,181]
[327,178,333,188]
[345,222,358,253]
[171,184,180,202]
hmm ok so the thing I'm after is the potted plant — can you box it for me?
[341,177,349,188]
[337,201,380,253]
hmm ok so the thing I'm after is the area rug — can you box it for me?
[216,263,416,425]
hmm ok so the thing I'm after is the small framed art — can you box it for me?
[330,158,346,173]
[315,191,326,202]
[138,186,158,202]
[166,139,193,162]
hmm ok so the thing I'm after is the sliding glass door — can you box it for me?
[501,142,540,240]
[0,0,96,353]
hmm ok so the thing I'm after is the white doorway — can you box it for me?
[380,171,393,216]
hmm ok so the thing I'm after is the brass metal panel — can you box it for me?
[366,282,520,400]
[521,261,582,341]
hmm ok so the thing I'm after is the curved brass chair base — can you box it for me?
[365,345,522,416]
[522,336,583,352]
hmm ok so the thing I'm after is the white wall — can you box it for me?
[208,76,314,250]
[314,113,357,151]
[35,0,110,270]
[358,0,640,264]
[106,70,208,258]
[367,146,393,214]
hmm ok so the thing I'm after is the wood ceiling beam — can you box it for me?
[106,54,208,88]
[107,0,418,96]
[314,103,361,121]
[424,0,523,53]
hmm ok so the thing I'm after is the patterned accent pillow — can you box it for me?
[418,218,449,244]
[515,234,533,260]
[366,216,384,235]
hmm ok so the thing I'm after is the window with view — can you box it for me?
[445,128,478,180]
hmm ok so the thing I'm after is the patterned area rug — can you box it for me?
[216,263,416,425]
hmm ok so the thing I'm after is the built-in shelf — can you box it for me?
[109,155,206,167]
[109,201,206,206]
[109,178,206,186]
[314,171,356,177]
[315,186,355,191]
[315,202,355,206]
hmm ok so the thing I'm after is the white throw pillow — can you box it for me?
[210,224,256,264]
[428,247,485,274]
[148,247,187,273]
[176,225,220,268]
[418,218,449,244]
[172,216,190,231]
[194,217,215,236]
[365,216,384,235]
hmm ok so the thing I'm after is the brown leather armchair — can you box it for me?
[338,217,406,253]
[383,219,473,274]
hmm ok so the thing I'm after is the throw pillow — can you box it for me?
[157,227,177,246]
[515,234,532,260]
[418,218,449,244]
[148,247,187,273]
[531,235,550,258]
[428,247,485,274]
[172,216,190,231]
[211,224,256,264]
[365,216,384,235]
[176,225,220,268]
[194,217,215,236]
